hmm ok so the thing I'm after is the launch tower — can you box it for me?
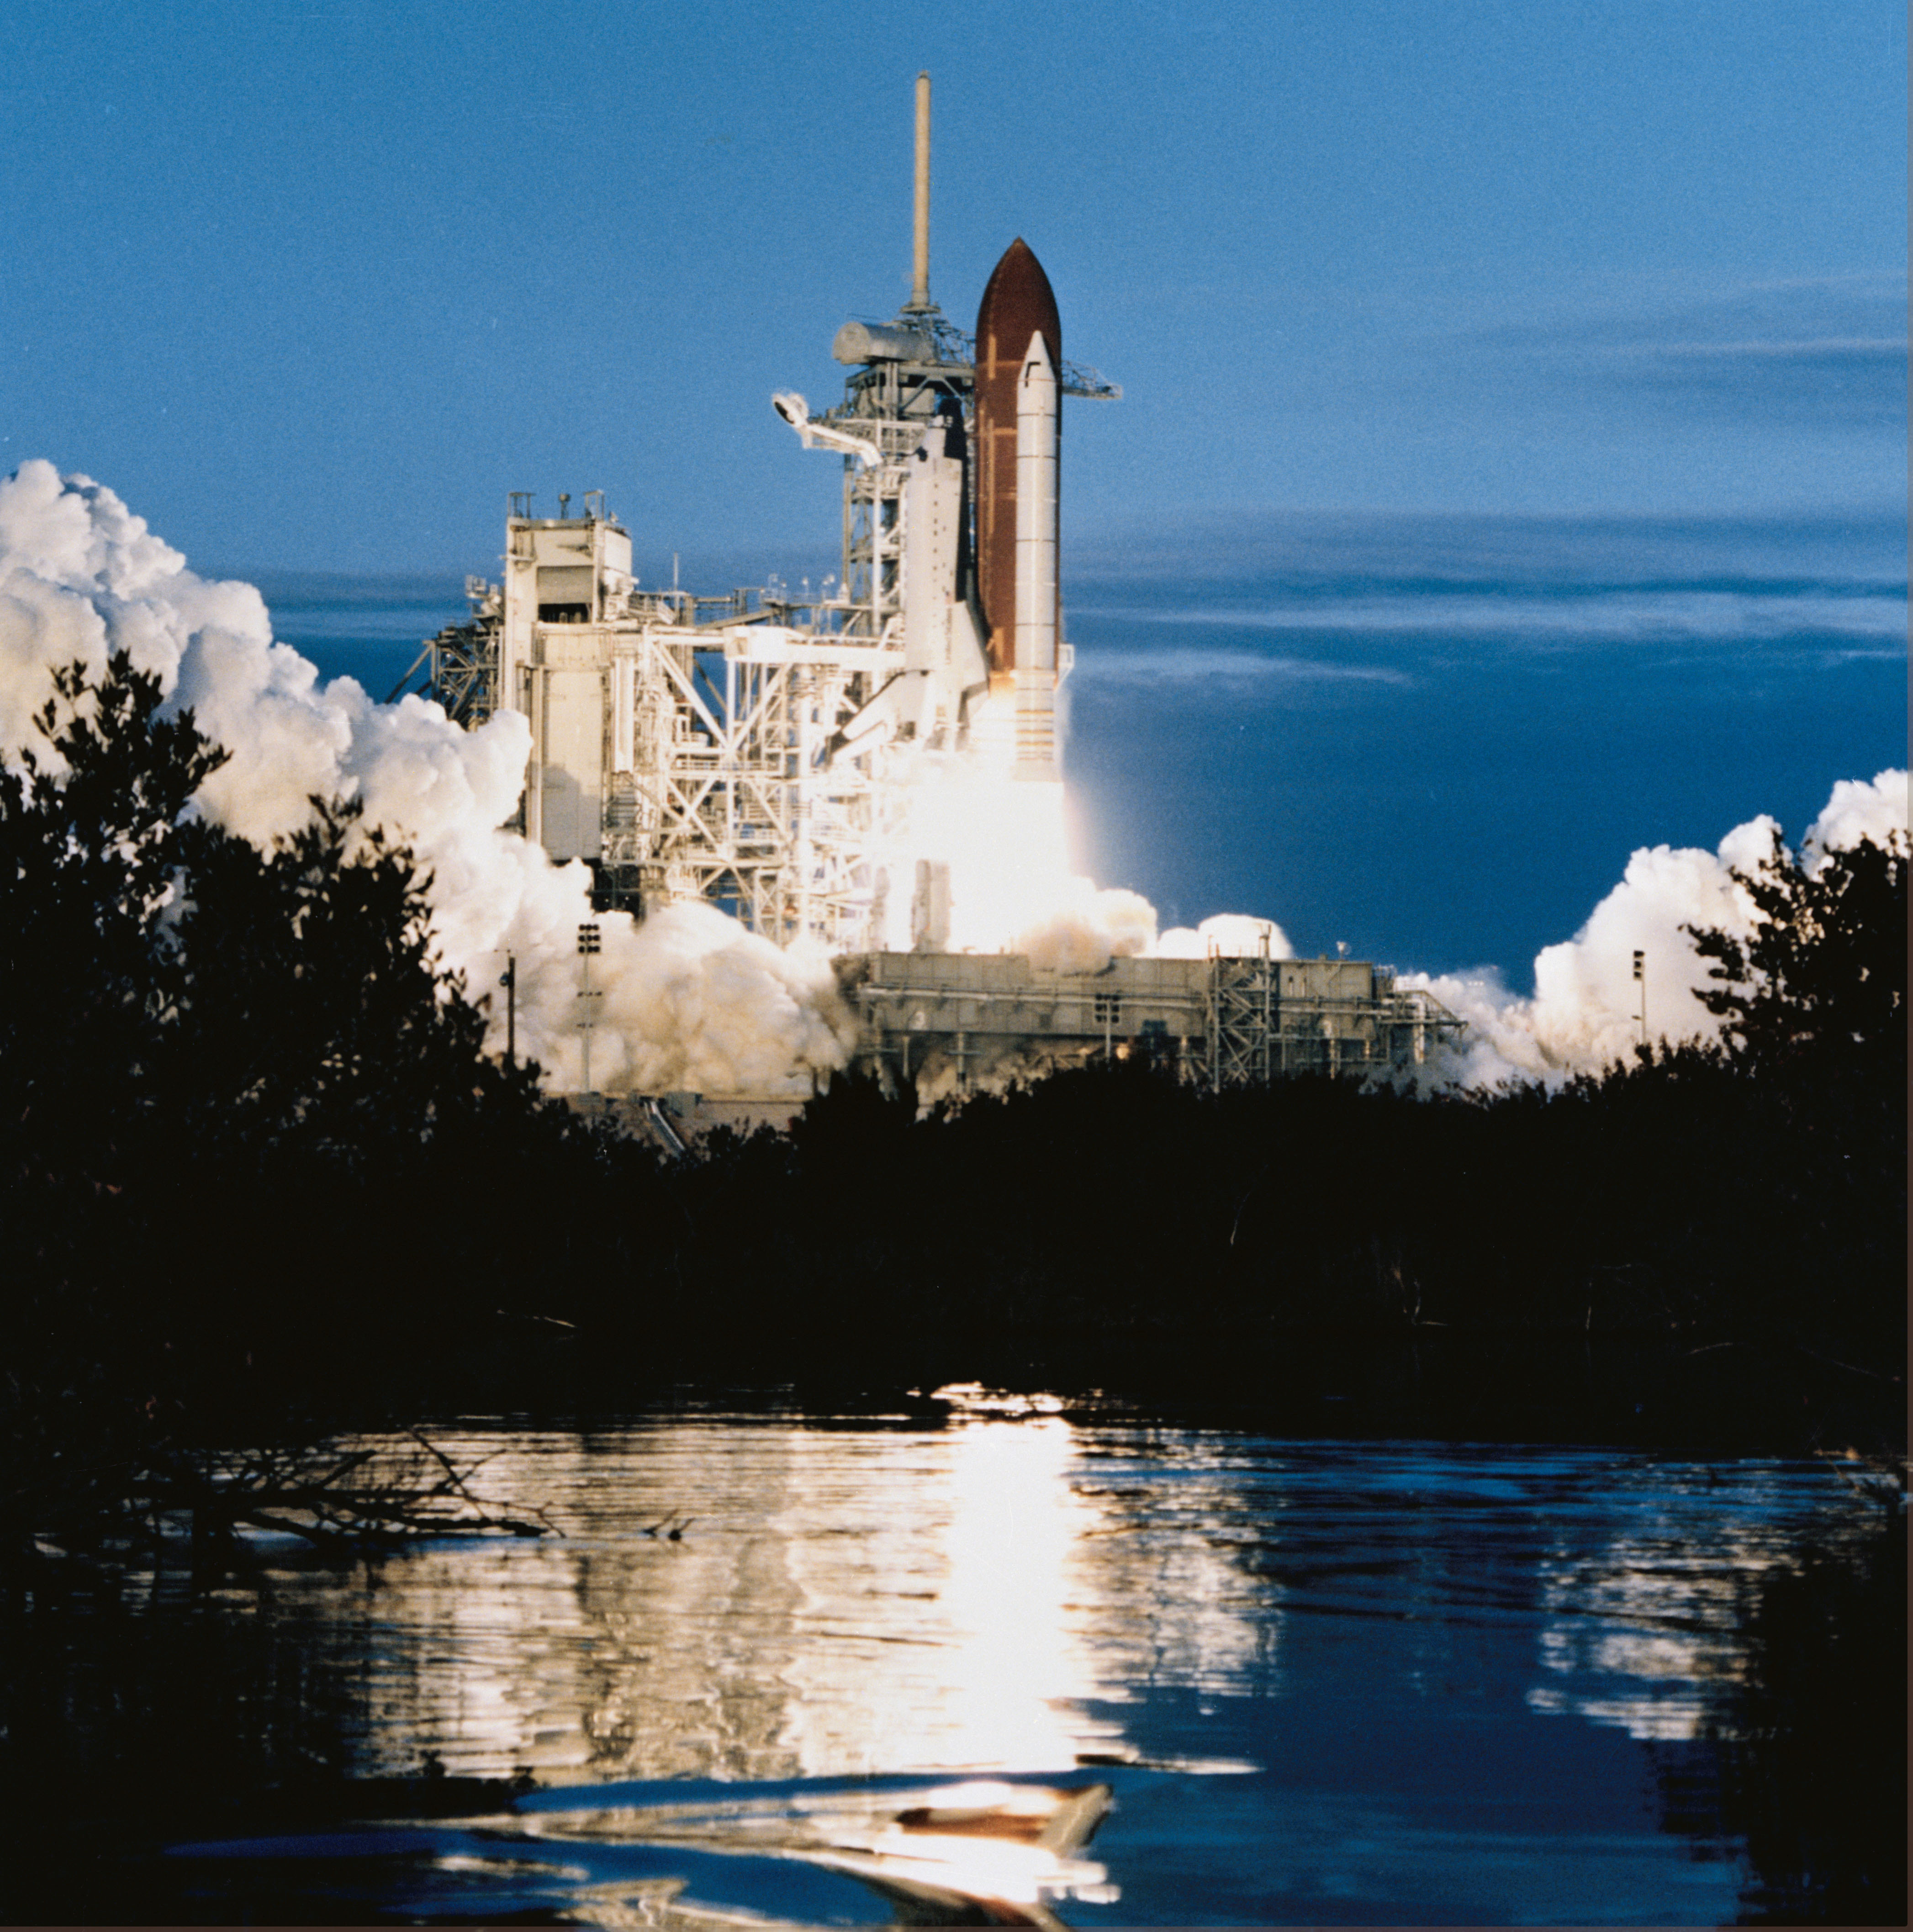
[408,74,1114,947]
[407,76,1462,1090]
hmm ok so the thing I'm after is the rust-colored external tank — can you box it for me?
[972,238,1060,685]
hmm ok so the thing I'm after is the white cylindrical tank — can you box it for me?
[1014,330,1058,676]
[1013,330,1060,775]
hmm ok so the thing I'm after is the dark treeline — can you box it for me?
[624,1037,1904,1418]
[3,659,1905,1552]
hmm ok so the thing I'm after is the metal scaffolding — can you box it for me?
[423,304,1002,948]
[1207,951,1277,1087]
[386,577,501,725]
[425,615,500,728]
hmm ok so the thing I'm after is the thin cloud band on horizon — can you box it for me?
[1070,649,1415,688]
[1071,591,1908,647]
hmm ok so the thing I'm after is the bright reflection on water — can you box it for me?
[25,1404,1887,1925]
[317,1406,1298,1789]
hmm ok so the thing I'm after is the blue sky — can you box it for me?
[3,0,1904,978]
[1060,508,1906,969]
[3,0,1903,573]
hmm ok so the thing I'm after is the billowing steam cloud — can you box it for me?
[1156,914,1294,961]
[4,461,1901,1101]
[0,462,856,1096]
[1402,769,1908,1087]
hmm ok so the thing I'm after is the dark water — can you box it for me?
[7,1398,1899,1925]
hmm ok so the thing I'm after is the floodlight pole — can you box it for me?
[500,952,517,1066]
[578,923,602,1093]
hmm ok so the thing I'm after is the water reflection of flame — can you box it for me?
[941,1419,1101,1768]
[777,1416,1123,1774]
[243,1419,1298,1789]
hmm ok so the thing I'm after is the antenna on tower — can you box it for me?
[905,71,932,313]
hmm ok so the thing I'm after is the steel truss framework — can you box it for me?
[1203,956,1459,1084]
[423,616,501,728]
[419,578,904,944]
[426,319,997,950]
[597,616,898,947]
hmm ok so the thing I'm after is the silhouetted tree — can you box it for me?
[1686,826,1907,1082]
[0,654,556,1199]
[0,658,596,1546]
[0,656,226,1159]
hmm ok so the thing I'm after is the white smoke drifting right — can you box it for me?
[1401,769,1908,1086]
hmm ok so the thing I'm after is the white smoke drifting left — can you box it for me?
[0,461,857,1096]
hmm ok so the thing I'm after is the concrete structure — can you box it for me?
[838,948,1462,1097]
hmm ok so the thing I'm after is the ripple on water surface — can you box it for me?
[16,1409,1892,1925]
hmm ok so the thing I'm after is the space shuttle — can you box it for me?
[791,234,1066,780]
[774,74,1098,783]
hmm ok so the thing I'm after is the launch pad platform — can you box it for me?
[837,949,1461,1097]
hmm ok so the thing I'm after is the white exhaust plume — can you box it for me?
[1012,883,1159,974]
[0,462,857,1097]
[1402,769,1908,1087]
[1154,914,1294,961]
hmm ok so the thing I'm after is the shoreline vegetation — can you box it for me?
[2,657,1905,1562]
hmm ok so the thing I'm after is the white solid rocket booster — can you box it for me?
[1013,329,1060,778]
